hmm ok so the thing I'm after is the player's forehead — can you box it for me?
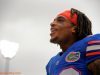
[54,15,66,20]
[54,15,71,23]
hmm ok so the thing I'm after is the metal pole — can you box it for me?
[4,58,10,75]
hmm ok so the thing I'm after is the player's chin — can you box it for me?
[50,37,58,44]
[50,36,61,44]
[50,32,60,44]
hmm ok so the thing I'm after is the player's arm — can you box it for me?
[88,59,100,75]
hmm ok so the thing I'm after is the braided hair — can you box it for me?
[71,8,92,40]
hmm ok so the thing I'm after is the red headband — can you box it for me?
[58,10,78,26]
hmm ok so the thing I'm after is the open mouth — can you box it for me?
[50,28,58,36]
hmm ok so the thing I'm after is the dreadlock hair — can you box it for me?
[71,8,92,40]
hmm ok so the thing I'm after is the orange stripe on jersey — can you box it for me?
[88,40,100,44]
[86,52,100,56]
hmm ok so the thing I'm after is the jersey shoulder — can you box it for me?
[86,34,100,57]
[87,34,100,40]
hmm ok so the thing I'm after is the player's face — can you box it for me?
[50,16,75,44]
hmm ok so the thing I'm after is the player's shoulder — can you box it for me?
[87,34,100,45]
[48,53,60,63]
[87,34,100,40]
[46,52,60,69]
[86,34,100,54]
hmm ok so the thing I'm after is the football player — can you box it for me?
[46,8,100,75]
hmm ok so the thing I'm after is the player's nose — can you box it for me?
[50,21,57,27]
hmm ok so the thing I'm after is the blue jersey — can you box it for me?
[46,34,100,75]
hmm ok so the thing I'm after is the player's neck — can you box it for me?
[59,38,77,52]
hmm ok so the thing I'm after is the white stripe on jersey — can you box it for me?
[86,45,100,51]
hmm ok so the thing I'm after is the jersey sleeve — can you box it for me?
[86,40,100,64]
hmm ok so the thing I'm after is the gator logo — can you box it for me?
[65,52,80,62]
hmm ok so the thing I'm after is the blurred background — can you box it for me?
[0,0,100,75]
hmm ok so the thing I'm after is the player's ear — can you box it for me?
[71,26,77,33]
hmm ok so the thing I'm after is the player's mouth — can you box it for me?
[50,28,58,36]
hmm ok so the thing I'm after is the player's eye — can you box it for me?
[57,18,65,22]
